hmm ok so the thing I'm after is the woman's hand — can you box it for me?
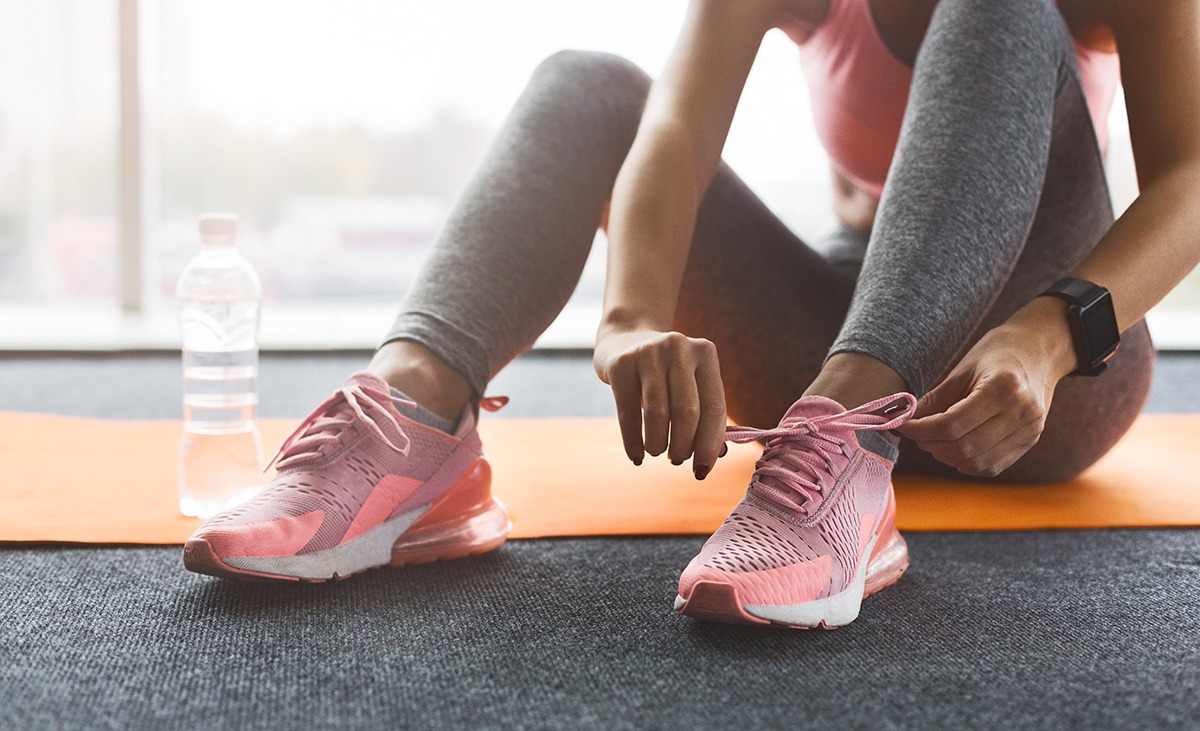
[898,300,1078,478]
[594,327,727,479]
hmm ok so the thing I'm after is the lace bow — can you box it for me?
[267,381,413,471]
[724,393,916,514]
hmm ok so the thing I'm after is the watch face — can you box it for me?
[1080,292,1120,361]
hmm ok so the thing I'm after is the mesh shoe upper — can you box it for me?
[193,372,479,558]
[679,393,915,606]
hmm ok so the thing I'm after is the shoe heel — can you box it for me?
[863,487,908,596]
[389,498,511,566]
[863,528,908,597]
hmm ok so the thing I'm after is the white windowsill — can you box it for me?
[0,304,1194,352]
[0,304,600,352]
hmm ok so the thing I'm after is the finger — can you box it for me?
[666,361,701,466]
[691,350,727,479]
[608,360,645,465]
[955,430,1042,478]
[901,384,1000,443]
[640,352,671,458]
[912,371,968,420]
[917,412,1016,472]
[898,377,963,439]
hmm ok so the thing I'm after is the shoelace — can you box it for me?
[267,381,413,471]
[267,385,510,472]
[724,393,917,515]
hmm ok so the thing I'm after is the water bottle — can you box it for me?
[177,213,264,519]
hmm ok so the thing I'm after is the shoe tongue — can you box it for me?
[781,395,847,425]
[345,371,389,393]
[298,372,399,436]
[277,373,397,468]
[748,395,850,514]
[341,372,401,415]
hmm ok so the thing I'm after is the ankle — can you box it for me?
[368,340,473,421]
[804,353,908,410]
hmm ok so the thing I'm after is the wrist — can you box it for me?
[598,306,668,340]
[1004,297,1080,380]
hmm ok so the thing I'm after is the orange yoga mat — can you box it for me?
[1,411,1197,545]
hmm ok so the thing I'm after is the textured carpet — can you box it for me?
[1,532,1198,730]
[0,352,1197,730]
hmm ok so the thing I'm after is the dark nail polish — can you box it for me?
[633,457,643,466]
[694,464,711,480]
[672,458,684,466]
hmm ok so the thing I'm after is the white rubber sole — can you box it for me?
[675,530,909,629]
[222,504,430,580]
[741,534,877,627]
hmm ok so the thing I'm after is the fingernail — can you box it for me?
[672,458,684,466]
[694,463,711,480]
[633,457,642,466]
[719,444,729,458]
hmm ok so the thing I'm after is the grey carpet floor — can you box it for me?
[0,353,1198,730]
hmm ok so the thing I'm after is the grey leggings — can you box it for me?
[385,0,1154,483]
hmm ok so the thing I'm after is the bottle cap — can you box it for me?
[198,213,239,243]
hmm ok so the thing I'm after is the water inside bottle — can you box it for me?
[183,348,258,431]
[179,429,263,519]
[180,298,264,519]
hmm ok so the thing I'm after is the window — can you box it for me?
[0,0,118,306]
[140,0,829,347]
[2,0,1196,349]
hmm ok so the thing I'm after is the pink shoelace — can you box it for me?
[268,380,414,471]
[266,381,510,472]
[724,393,917,515]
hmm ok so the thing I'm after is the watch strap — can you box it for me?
[1041,277,1120,377]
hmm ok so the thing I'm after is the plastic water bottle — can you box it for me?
[177,213,264,519]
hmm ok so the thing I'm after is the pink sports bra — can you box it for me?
[798,0,1121,197]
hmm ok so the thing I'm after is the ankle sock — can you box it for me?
[389,387,459,434]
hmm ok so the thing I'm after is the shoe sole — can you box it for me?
[183,498,511,583]
[674,526,909,629]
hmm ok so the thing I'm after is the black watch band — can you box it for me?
[1040,277,1120,377]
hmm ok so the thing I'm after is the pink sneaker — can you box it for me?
[675,392,917,628]
[183,372,511,582]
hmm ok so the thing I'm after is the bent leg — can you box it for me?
[822,0,1152,480]
[381,50,650,398]
[896,49,1155,482]
[381,48,858,429]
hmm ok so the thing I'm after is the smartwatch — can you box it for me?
[1040,277,1120,377]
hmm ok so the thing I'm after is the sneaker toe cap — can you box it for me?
[679,555,834,606]
[189,509,326,560]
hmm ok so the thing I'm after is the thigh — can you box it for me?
[672,164,857,429]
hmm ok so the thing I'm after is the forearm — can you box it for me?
[593,0,782,339]
[1006,160,1200,376]
[1069,161,1200,330]
[599,121,706,336]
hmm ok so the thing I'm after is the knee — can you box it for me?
[939,0,1056,24]
[931,0,1067,61]
[530,49,651,104]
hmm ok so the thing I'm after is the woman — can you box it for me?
[183,0,1199,629]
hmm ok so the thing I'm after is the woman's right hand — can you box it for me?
[587,3,781,480]
[593,327,727,479]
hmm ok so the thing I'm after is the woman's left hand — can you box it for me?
[897,307,1076,478]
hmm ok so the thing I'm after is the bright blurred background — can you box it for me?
[0,0,1194,349]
